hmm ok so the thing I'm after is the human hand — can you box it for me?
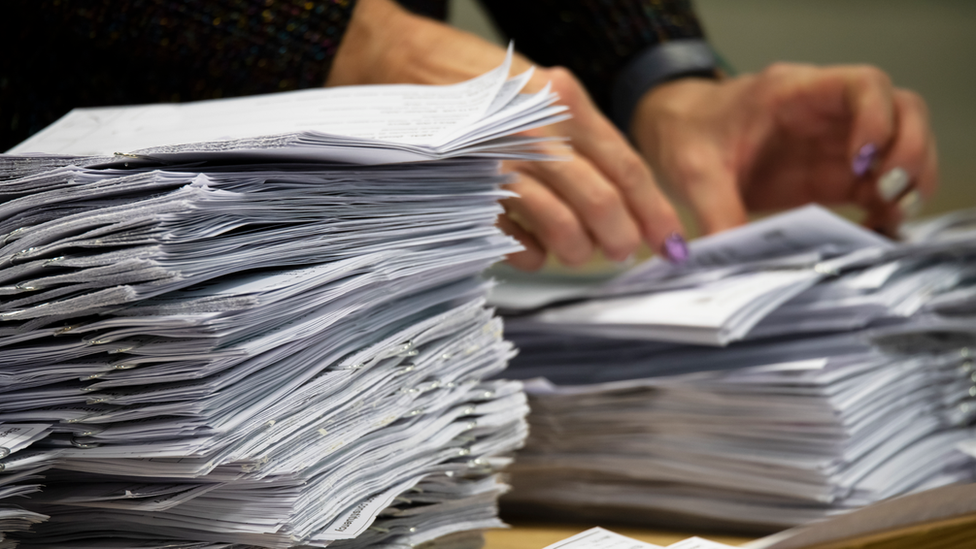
[328,0,686,270]
[631,63,938,236]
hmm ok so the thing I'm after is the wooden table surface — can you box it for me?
[484,523,754,549]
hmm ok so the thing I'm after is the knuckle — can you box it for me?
[546,66,577,86]
[761,62,792,80]
[867,65,892,87]
[852,64,891,89]
[759,62,807,87]
[581,186,622,221]
[669,147,712,185]
[616,156,648,193]
[540,222,592,267]
[900,89,930,118]
[544,66,583,105]
[756,66,792,104]
[604,232,640,260]
[537,209,580,248]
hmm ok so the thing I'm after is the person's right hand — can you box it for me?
[631,64,938,237]
[327,0,687,271]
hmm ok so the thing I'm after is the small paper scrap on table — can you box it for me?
[544,527,737,549]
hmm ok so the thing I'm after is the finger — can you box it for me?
[515,154,642,262]
[843,65,897,177]
[540,67,686,254]
[496,212,547,271]
[866,89,937,233]
[665,142,748,234]
[502,172,595,267]
[918,129,940,201]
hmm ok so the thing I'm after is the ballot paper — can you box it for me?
[495,206,904,345]
[7,45,567,166]
[498,206,976,534]
[541,527,736,549]
[0,55,557,548]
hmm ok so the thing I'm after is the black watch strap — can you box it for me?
[611,38,718,135]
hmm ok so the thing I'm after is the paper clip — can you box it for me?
[0,310,24,321]
[383,339,415,359]
[108,344,138,354]
[1,227,27,245]
[70,439,100,449]
[813,262,840,276]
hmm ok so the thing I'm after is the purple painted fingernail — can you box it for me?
[852,143,877,177]
[663,232,689,264]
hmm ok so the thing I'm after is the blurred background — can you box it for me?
[449,0,976,236]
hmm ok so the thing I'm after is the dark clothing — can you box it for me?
[1,0,705,152]
[476,0,705,127]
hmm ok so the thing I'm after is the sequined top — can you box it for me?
[1,0,705,151]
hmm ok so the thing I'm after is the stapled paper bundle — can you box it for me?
[497,206,976,533]
[0,50,553,548]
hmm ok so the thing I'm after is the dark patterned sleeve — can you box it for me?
[1,0,357,152]
[478,0,716,132]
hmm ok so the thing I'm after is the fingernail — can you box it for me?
[663,232,689,264]
[898,189,923,218]
[877,167,910,202]
[852,143,877,177]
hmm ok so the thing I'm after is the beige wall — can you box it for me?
[449,0,976,218]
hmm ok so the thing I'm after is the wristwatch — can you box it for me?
[611,38,720,135]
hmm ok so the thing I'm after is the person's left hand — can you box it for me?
[328,0,687,271]
[631,63,939,236]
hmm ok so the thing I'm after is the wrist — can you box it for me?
[631,77,719,158]
[326,0,421,86]
[611,39,719,135]
[329,0,535,89]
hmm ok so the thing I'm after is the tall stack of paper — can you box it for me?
[496,206,976,534]
[0,51,556,548]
